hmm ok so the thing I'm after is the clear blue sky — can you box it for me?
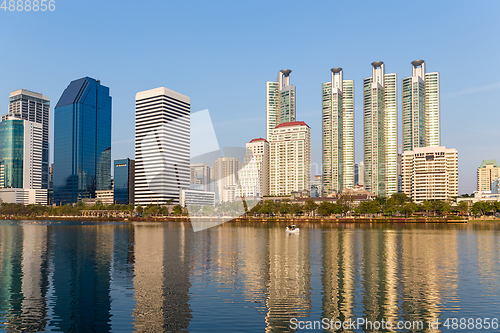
[1,0,499,194]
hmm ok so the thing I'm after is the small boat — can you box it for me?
[286,225,300,234]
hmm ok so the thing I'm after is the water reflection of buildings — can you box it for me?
[321,230,356,329]
[50,225,113,331]
[399,229,459,324]
[265,228,312,332]
[133,223,192,332]
[20,225,49,331]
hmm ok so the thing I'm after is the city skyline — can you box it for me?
[1,0,498,194]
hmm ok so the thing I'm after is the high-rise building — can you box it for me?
[477,160,500,191]
[3,89,50,189]
[269,121,311,196]
[190,163,211,192]
[266,69,296,140]
[401,146,458,203]
[212,157,241,203]
[363,61,397,197]
[0,117,47,205]
[0,117,43,189]
[53,77,112,205]
[135,87,190,206]
[322,67,355,193]
[236,138,269,198]
[402,60,440,151]
[114,158,135,205]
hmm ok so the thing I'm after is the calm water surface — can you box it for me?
[0,221,499,332]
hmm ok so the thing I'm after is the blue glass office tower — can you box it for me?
[114,158,135,205]
[53,77,112,205]
[0,119,24,188]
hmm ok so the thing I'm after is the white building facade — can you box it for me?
[236,138,269,199]
[401,146,458,203]
[363,61,398,197]
[269,121,311,196]
[322,67,355,194]
[135,87,190,206]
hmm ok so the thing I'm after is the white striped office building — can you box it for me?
[135,87,190,206]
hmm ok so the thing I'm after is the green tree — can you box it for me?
[457,201,469,215]
[136,205,143,215]
[172,205,183,216]
[303,199,318,217]
[400,202,417,217]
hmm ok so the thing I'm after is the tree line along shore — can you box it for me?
[1,193,499,222]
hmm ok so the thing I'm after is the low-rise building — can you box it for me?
[181,189,216,207]
[402,146,458,203]
[477,160,500,192]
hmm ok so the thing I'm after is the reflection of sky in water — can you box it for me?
[0,221,499,332]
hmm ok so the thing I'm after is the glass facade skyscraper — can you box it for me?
[322,67,355,194]
[0,118,43,189]
[53,77,112,205]
[114,158,135,205]
[266,69,296,140]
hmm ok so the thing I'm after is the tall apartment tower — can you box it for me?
[135,87,190,206]
[477,160,500,191]
[266,69,296,140]
[54,77,112,205]
[363,61,398,197]
[322,67,354,194]
[236,138,270,198]
[269,121,311,196]
[3,89,50,189]
[402,60,440,151]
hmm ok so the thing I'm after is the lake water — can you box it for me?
[0,220,499,332]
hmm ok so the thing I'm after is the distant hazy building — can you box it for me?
[54,77,112,205]
[269,121,311,196]
[358,161,364,186]
[402,146,458,203]
[114,159,135,205]
[313,175,323,197]
[266,69,296,140]
[135,87,190,206]
[402,60,440,151]
[190,163,211,192]
[3,89,50,189]
[212,157,241,203]
[322,67,355,194]
[477,160,500,191]
[363,61,397,197]
[492,178,500,194]
[236,138,269,198]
